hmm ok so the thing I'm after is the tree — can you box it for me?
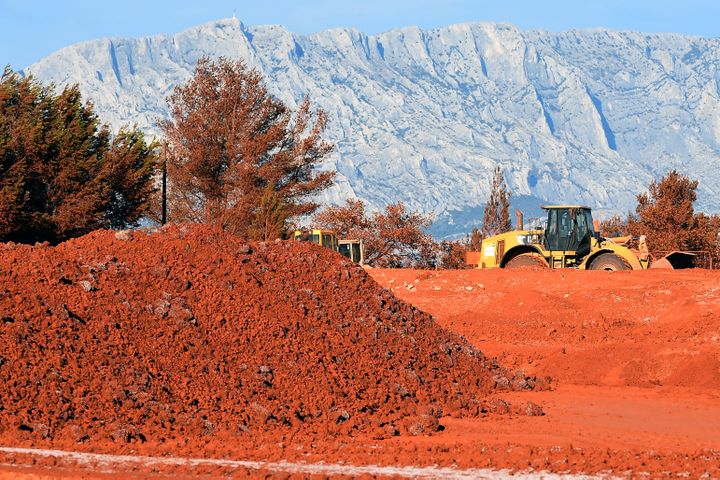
[468,226,483,251]
[247,186,286,241]
[481,166,511,237]
[311,199,370,237]
[436,226,484,269]
[0,67,158,244]
[627,170,720,257]
[313,199,437,268]
[102,129,160,229]
[436,240,470,269]
[599,214,627,237]
[162,56,334,239]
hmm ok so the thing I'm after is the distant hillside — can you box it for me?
[25,18,720,237]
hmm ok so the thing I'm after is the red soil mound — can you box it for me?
[0,225,518,452]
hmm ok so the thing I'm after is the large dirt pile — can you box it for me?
[0,225,512,451]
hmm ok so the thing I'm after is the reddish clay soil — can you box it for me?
[1,230,719,478]
[366,268,720,477]
[0,226,529,457]
[372,267,720,390]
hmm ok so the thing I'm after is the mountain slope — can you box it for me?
[24,18,720,236]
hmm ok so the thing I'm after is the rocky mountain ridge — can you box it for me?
[23,18,720,236]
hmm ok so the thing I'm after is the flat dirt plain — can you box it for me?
[1,227,719,478]
[368,267,720,477]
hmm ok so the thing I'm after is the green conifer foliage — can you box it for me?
[0,67,158,243]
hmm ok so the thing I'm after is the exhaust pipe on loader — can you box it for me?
[515,209,524,230]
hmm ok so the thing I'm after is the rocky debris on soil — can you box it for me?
[524,402,545,416]
[0,225,522,451]
[488,398,510,415]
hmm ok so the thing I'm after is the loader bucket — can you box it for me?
[650,251,696,269]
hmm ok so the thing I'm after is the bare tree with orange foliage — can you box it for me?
[627,170,720,259]
[162,56,334,239]
[313,199,437,268]
[432,226,483,269]
[599,214,627,237]
[436,240,470,269]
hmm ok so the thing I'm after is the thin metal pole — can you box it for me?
[161,142,167,225]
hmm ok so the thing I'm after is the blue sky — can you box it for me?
[2,0,720,69]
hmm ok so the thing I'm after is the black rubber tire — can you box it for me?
[504,254,548,269]
[589,253,630,271]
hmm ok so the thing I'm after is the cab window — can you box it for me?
[576,210,588,241]
[584,210,595,236]
[559,210,572,240]
[545,209,559,250]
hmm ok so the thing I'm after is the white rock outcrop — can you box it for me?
[24,19,720,236]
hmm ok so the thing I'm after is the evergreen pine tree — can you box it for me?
[0,67,158,243]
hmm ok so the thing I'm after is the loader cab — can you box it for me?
[293,229,338,251]
[338,239,364,265]
[542,206,595,258]
[293,229,364,264]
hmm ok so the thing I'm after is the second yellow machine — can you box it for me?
[293,229,365,265]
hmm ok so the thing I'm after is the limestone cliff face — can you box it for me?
[25,18,720,236]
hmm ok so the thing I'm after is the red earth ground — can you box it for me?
[0,225,513,452]
[1,230,719,478]
[365,267,720,477]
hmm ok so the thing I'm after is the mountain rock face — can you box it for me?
[24,18,720,236]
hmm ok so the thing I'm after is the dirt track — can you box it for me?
[1,232,719,478]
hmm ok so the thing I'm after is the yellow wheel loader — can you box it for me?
[470,205,694,271]
[293,229,365,265]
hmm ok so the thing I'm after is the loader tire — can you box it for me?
[504,254,547,269]
[589,253,630,271]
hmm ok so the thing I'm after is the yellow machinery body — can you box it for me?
[474,205,656,271]
[293,229,364,265]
